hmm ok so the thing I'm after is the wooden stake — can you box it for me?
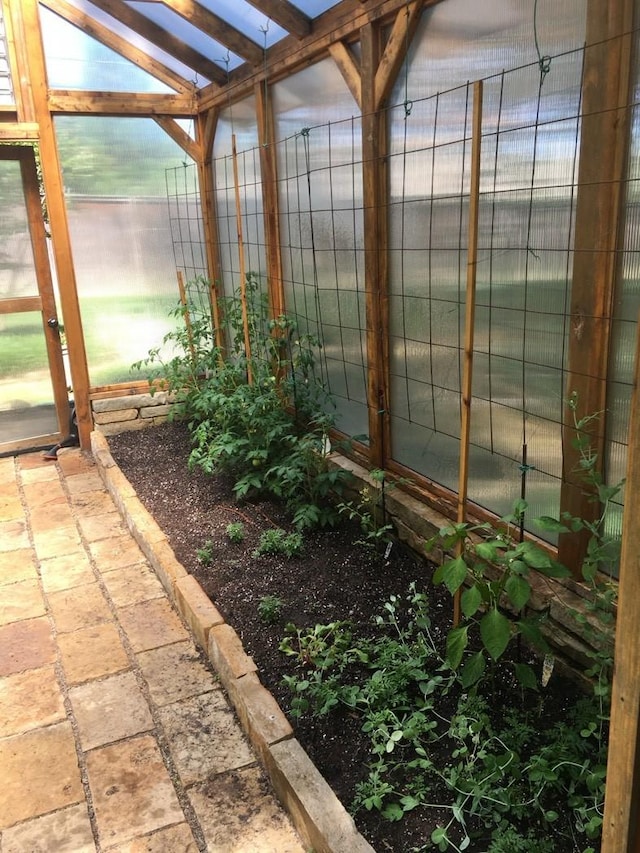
[176,270,196,362]
[601,313,640,851]
[454,79,483,626]
[231,133,253,384]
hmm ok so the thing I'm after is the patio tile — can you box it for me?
[0,549,38,586]
[29,499,76,532]
[157,692,254,786]
[103,822,197,852]
[57,450,96,476]
[137,641,218,707]
[48,582,113,633]
[0,456,16,484]
[70,671,154,751]
[33,525,82,561]
[86,735,184,848]
[19,464,60,484]
[118,598,188,653]
[0,722,84,829]
[188,766,304,853]
[101,563,165,607]
[69,489,117,516]
[0,665,65,737]
[0,617,55,677]
[0,483,23,522]
[78,511,128,542]
[0,578,46,625]
[65,471,106,495]
[21,479,66,508]
[18,452,55,471]
[40,551,95,593]
[0,519,29,552]
[0,803,95,853]
[89,534,146,573]
[58,623,130,685]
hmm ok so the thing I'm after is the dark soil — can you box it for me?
[108,421,594,853]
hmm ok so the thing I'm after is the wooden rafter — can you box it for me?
[159,0,263,65]
[200,0,440,111]
[48,89,195,116]
[244,0,311,40]
[87,0,227,86]
[40,0,194,94]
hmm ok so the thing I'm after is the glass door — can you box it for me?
[0,145,68,454]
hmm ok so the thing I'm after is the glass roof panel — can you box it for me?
[287,0,341,16]
[196,0,288,49]
[40,6,174,92]
[127,1,244,70]
[70,0,209,85]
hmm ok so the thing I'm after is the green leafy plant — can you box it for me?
[426,503,570,689]
[136,273,351,529]
[257,594,284,624]
[225,521,246,543]
[253,528,303,559]
[338,469,395,551]
[196,539,215,566]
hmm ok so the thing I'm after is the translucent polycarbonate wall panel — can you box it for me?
[213,97,266,301]
[273,59,367,439]
[55,117,187,386]
[387,0,586,534]
[606,27,640,548]
[0,9,13,106]
[40,8,173,93]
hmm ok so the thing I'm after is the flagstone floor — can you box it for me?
[0,448,304,853]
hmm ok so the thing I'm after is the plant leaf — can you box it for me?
[460,650,486,688]
[535,515,571,534]
[442,555,468,595]
[505,574,531,611]
[480,609,511,661]
[475,541,499,561]
[446,625,469,670]
[514,662,538,690]
[461,584,482,618]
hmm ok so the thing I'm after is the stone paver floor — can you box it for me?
[0,448,304,853]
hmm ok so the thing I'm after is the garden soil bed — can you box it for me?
[109,421,596,853]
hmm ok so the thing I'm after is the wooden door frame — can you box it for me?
[0,144,69,454]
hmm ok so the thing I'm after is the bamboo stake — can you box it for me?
[231,133,253,384]
[601,313,640,852]
[176,270,196,362]
[453,79,483,627]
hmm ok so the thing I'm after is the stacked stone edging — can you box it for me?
[91,392,176,436]
[90,430,375,853]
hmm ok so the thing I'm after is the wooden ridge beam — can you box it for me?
[88,0,228,86]
[160,0,264,65]
[48,90,196,116]
[40,0,195,94]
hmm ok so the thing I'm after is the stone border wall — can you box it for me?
[91,392,176,436]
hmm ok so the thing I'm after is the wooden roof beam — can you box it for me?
[40,0,194,94]
[244,0,311,40]
[88,0,227,86]
[48,89,196,116]
[374,0,423,110]
[160,0,264,65]
[329,41,361,109]
[153,114,199,159]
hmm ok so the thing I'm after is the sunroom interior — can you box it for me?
[1,0,640,846]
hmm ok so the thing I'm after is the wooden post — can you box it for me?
[8,0,93,447]
[176,270,196,362]
[453,80,483,626]
[558,0,635,574]
[231,133,253,382]
[602,315,640,852]
[361,22,390,469]
[194,108,225,351]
